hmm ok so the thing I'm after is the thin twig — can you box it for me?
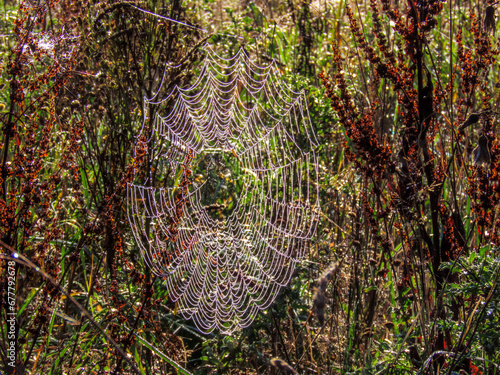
[127,4,206,31]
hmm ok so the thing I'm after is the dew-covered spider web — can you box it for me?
[127,47,319,334]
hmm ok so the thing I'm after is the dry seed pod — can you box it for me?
[485,5,496,34]
[312,286,326,326]
[473,134,491,166]
[384,321,395,329]
[458,113,481,131]
[322,261,341,283]
[313,261,340,325]
[270,358,297,374]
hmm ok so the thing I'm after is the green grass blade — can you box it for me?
[17,286,42,317]
[131,331,193,375]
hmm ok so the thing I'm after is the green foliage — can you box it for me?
[442,248,500,361]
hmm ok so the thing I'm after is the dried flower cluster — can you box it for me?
[1,0,198,371]
[321,0,500,371]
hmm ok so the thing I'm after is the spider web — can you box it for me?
[127,47,319,334]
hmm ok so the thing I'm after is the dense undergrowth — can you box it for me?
[1,0,500,374]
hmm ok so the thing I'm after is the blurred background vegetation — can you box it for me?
[1,0,500,374]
